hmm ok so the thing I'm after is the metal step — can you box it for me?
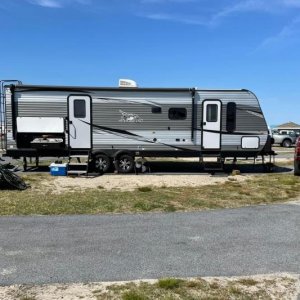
[68,151,90,176]
[68,163,88,166]
[201,154,221,157]
[203,162,224,171]
[203,167,224,171]
[67,170,87,175]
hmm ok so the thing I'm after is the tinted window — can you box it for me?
[152,107,162,113]
[168,108,187,120]
[226,102,236,132]
[74,99,86,118]
[206,104,218,122]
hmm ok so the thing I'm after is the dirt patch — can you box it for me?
[51,174,248,193]
[0,274,299,300]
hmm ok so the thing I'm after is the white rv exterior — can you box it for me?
[0,81,274,173]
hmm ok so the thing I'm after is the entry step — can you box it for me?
[201,157,222,163]
[204,167,224,171]
[201,154,221,157]
[203,162,224,172]
[67,170,87,175]
[68,163,88,166]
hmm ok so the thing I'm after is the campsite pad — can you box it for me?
[49,173,248,193]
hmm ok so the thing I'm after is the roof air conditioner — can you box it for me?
[119,79,138,88]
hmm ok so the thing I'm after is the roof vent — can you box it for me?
[119,79,138,88]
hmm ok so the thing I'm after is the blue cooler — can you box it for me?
[49,163,67,176]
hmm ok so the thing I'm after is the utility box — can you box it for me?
[49,163,67,176]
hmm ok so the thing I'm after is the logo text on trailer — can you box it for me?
[119,110,143,123]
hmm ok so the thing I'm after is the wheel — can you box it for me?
[294,161,300,176]
[116,154,134,174]
[94,154,111,173]
[282,139,292,148]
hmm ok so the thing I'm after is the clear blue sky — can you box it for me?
[1,0,300,125]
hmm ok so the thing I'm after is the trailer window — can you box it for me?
[168,108,187,120]
[74,99,86,118]
[152,107,162,113]
[226,102,236,132]
[206,104,218,122]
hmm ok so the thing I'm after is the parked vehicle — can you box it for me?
[0,79,274,173]
[294,138,300,175]
[272,132,297,147]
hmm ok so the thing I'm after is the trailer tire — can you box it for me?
[281,139,292,148]
[94,154,111,173]
[116,154,134,174]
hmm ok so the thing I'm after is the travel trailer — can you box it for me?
[0,79,274,173]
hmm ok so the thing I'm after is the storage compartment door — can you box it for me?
[68,95,92,149]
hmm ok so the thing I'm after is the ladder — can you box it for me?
[0,80,22,153]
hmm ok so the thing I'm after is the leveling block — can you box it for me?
[49,163,68,176]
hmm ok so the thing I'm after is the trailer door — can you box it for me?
[202,100,221,149]
[68,95,92,149]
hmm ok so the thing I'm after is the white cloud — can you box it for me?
[27,0,91,8]
[282,0,300,8]
[211,0,300,25]
[138,0,300,52]
[28,0,62,8]
[209,1,300,51]
[257,16,300,50]
[145,12,206,25]
[139,0,300,27]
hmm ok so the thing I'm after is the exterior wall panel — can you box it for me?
[4,86,270,156]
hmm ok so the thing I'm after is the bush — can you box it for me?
[158,278,183,289]
[122,290,148,300]
[138,186,152,192]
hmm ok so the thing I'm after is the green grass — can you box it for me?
[138,186,153,192]
[122,290,148,300]
[1,173,300,216]
[237,278,259,286]
[95,276,296,300]
[1,276,297,300]
[158,278,183,289]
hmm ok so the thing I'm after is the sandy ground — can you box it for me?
[48,173,248,193]
[38,154,292,193]
[0,273,299,300]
